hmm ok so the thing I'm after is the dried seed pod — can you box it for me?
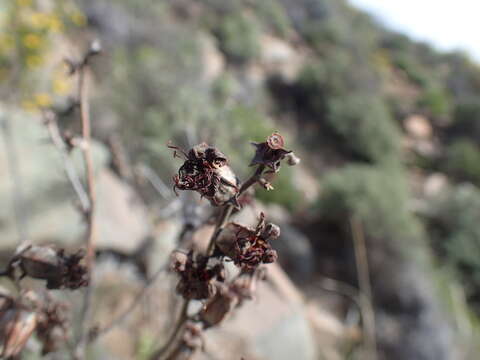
[169,143,239,206]
[250,132,295,173]
[14,245,88,290]
[0,294,37,358]
[172,252,225,300]
[200,283,238,328]
[216,213,279,272]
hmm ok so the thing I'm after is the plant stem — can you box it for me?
[149,299,189,360]
[74,62,98,360]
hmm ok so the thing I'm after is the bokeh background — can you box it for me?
[1,0,480,359]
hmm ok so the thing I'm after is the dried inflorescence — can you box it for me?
[199,268,265,329]
[35,297,69,355]
[0,291,37,358]
[0,289,69,357]
[6,245,89,290]
[250,132,299,173]
[171,251,225,300]
[217,213,279,272]
[169,142,239,206]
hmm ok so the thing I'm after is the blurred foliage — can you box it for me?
[214,12,260,64]
[316,164,420,242]
[445,140,480,184]
[428,185,480,306]
[449,102,480,141]
[249,0,291,37]
[417,85,452,118]
[326,94,400,162]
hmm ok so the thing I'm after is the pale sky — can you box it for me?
[349,0,480,62]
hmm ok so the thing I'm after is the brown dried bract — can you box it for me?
[35,297,69,355]
[200,268,266,328]
[250,132,293,173]
[172,251,225,300]
[216,213,279,272]
[9,245,89,290]
[169,142,239,206]
[0,292,37,358]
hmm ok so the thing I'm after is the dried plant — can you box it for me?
[149,132,300,360]
[0,35,300,359]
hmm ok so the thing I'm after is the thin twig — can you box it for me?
[350,216,377,360]
[149,299,189,360]
[42,111,90,212]
[74,48,99,359]
[138,164,172,200]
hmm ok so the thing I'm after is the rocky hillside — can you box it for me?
[2,0,480,359]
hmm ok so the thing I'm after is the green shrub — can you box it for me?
[326,94,401,162]
[417,86,452,117]
[215,13,260,64]
[391,54,429,87]
[429,185,480,299]
[445,140,480,184]
[251,0,291,37]
[450,102,480,140]
[316,164,419,241]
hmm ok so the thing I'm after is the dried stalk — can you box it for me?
[350,216,377,360]
[74,50,99,360]
[43,111,90,213]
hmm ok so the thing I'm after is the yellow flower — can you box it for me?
[34,93,52,107]
[28,12,49,28]
[70,11,86,27]
[26,55,43,68]
[23,33,43,49]
[53,78,70,95]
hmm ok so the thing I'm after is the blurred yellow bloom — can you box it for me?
[26,55,43,69]
[34,93,52,107]
[70,11,86,26]
[23,33,43,49]
[28,12,48,28]
[0,35,14,50]
[16,0,32,7]
[47,15,63,33]
[53,78,70,95]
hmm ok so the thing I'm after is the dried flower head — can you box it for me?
[217,213,279,272]
[169,142,239,206]
[250,132,298,172]
[172,251,225,300]
[199,283,238,328]
[0,292,37,358]
[200,268,266,328]
[10,245,88,290]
